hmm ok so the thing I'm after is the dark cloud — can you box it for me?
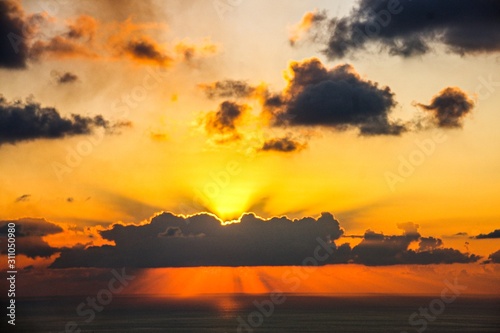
[49,211,480,268]
[204,101,247,141]
[474,229,500,239]
[487,250,500,263]
[0,218,63,258]
[268,58,404,136]
[0,0,30,68]
[67,197,74,203]
[313,0,500,59]
[15,194,30,202]
[199,80,256,99]
[260,137,306,153]
[55,71,79,84]
[349,224,480,265]
[50,212,344,268]
[30,35,96,60]
[124,37,171,66]
[416,87,474,128]
[0,95,127,145]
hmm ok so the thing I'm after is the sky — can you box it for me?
[0,0,500,297]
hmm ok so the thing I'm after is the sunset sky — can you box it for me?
[1,0,500,297]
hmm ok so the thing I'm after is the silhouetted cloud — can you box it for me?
[349,223,480,265]
[0,0,30,68]
[50,212,344,268]
[48,211,480,268]
[487,250,500,263]
[15,194,31,202]
[260,137,306,153]
[55,71,79,84]
[0,95,128,145]
[416,87,474,128]
[474,229,500,239]
[0,218,63,258]
[124,37,172,66]
[199,80,256,99]
[311,0,500,59]
[268,58,404,136]
[203,101,247,142]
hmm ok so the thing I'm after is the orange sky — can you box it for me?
[1,0,500,298]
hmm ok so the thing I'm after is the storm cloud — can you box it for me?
[0,95,126,145]
[0,218,63,258]
[308,0,500,59]
[268,58,404,136]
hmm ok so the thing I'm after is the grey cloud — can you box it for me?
[0,218,63,258]
[50,212,344,268]
[314,0,500,59]
[0,95,128,146]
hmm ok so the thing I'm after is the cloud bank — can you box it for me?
[49,212,480,268]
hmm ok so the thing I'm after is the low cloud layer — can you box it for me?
[296,0,500,59]
[49,212,480,268]
[474,229,500,239]
[50,212,344,268]
[0,218,63,258]
[0,95,127,145]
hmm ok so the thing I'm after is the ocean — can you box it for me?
[4,295,500,333]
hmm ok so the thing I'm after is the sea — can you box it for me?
[3,295,500,333]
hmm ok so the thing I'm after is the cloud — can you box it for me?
[260,137,306,153]
[203,101,248,142]
[0,95,128,146]
[50,212,344,268]
[174,39,218,62]
[0,218,63,258]
[199,80,256,99]
[288,9,328,46]
[0,0,31,68]
[348,224,480,265]
[268,58,404,136]
[415,87,474,128]
[311,0,500,59]
[64,15,97,40]
[487,250,500,263]
[15,194,31,202]
[48,211,480,268]
[54,71,79,84]
[124,37,172,66]
[474,229,500,239]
